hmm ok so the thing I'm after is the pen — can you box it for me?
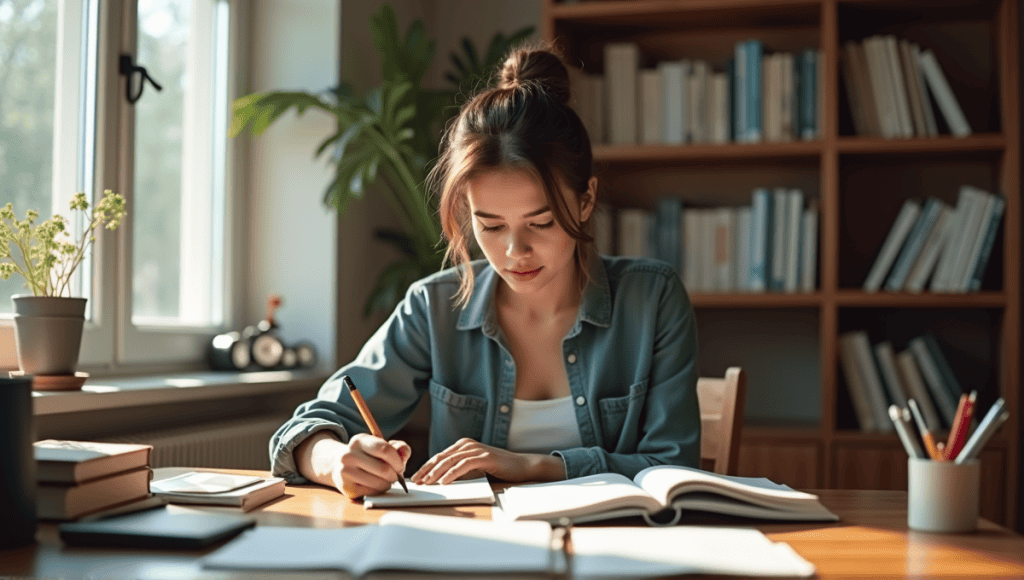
[955,398,1008,464]
[342,375,409,493]
[944,391,976,460]
[907,399,943,461]
[889,405,926,459]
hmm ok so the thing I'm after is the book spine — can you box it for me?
[771,187,788,291]
[921,333,964,407]
[838,333,879,432]
[912,43,939,136]
[874,341,909,408]
[736,206,753,291]
[909,337,958,427]
[883,35,914,138]
[967,194,1005,291]
[930,187,971,292]
[851,331,895,431]
[919,49,971,137]
[749,188,772,292]
[800,203,818,292]
[904,204,950,293]
[746,39,763,143]
[898,39,927,137]
[886,197,942,292]
[735,42,747,143]
[946,187,989,293]
[640,68,662,144]
[659,61,684,145]
[800,49,817,140]
[863,199,922,292]
[784,188,803,293]
[895,349,943,430]
[954,188,996,292]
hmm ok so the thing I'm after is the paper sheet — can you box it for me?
[363,476,495,508]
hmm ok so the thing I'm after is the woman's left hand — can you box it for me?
[411,438,565,485]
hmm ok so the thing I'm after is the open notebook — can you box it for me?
[201,511,816,578]
[498,465,838,525]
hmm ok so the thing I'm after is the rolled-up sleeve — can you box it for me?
[269,283,434,483]
[555,271,700,479]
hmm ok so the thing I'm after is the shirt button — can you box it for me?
[499,404,510,414]
[504,357,513,367]
[567,353,577,364]
[575,396,586,406]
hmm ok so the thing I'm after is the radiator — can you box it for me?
[102,414,288,470]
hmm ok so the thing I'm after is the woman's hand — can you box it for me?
[411,438,565,485]
[330,433,411,499]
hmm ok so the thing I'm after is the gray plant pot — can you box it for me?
[12,295,87,375]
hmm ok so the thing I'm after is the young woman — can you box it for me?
[270,46,700,499]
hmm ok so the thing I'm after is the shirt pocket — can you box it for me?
[598,379,649,453]
[428,379,488,450]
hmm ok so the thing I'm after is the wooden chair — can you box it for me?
[697,367,747,476]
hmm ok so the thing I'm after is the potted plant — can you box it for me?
[230,4,533,316]
[0,189,127,380]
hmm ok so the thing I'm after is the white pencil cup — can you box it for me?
[907,457,980,533]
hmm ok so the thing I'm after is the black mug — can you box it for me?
[0,375,37,547]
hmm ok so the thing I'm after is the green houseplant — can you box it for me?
[230,4,532,316]
[1,190,127,376]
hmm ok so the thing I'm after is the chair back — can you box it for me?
[697,367,747,475]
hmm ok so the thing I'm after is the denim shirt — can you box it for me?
[270,255,700,483]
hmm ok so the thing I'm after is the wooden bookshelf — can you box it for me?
[544,0,1020,526]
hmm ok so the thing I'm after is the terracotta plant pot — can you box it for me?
[12,295,87,375]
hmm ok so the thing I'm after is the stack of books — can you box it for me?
[837,331,966,433]
[863,186,1004,293]
[34,440,159,521]
[841,36,970,138]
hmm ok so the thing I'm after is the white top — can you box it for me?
[506,396,583,454]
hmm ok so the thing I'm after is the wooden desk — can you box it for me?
[3,471,1024,579]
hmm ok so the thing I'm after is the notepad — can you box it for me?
[362,476,495,508]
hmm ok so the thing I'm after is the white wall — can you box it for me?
[245,0,543,370]
[245,0,340,368]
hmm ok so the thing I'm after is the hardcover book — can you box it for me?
[34,439,152,484]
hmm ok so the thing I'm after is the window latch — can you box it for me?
[119,54,163,105]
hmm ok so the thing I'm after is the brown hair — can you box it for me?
[430,43,596,308]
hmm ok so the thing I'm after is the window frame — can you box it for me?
[0,0,247,372]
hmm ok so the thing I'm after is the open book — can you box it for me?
[202,511,815,578]
[499,465,838,525]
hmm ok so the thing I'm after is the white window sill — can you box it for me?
[32,368,330,416]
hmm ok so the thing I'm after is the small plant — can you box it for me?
[0,189,127,297]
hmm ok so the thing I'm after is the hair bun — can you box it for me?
[498,47,571,105]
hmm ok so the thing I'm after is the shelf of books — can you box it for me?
[545,0,1019,525]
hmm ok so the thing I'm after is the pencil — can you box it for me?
[944,393,968,455]
[342,375,409,493]
[945,391,976,461]
[908,399,943,461]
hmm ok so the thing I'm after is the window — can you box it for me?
[0,0,241,369]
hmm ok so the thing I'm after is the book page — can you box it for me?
[369,512,553,575]
[634,465,820,510]
[363,476,495,508]
[202,526,375,571]
[151,472,265,495]
[202,513,554,575]
[569,526,815,578]
[500,473,663,521]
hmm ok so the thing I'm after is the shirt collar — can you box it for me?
[456,257,611,332]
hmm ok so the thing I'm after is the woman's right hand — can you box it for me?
[331,433,410,499]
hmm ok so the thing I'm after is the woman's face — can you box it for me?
[466,168,593,298]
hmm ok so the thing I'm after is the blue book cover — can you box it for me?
[746,39,763,143]
[967,195,1005,291]
[886,197,943,292]
[734,41,747,142]
[749,187,773,292]
[800,48,817,140]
